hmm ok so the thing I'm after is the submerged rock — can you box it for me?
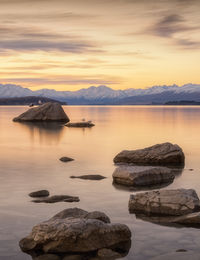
[13,102,69,122]
[70,175,106,180]
[112,166,174,187]
[129,189,200,216]
[32,195,79,203]
[19,208,131,257]
[59,157,74,162]
[34,254,61,260]
[114,142,185,167]
[65,121,95,128]
[29,190,49,198]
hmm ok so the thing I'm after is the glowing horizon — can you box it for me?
[0,0,200,91]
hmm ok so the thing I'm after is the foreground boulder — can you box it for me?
[114,142,185,166]
[19,208,131,258]
[113,166,174,187]
[129,189,200,216]
[13,102,70,122]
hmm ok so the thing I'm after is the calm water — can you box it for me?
[0,105,200,260]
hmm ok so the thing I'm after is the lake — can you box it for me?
[0,105,200,260]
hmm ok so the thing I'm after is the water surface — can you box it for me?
[0,105,200,260]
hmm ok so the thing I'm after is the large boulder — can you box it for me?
[19,208,131,255]
[114,142,185,167]
[129,189,200,216]
[13,102,69,122]
[112,166,174,187]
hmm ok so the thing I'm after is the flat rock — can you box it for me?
[19,208,131,255]
[13,102,69,122]
[112,166,174,187]
[32,195,79,203]
[29,190,50,198]
[65,122,95,128]
[59,157,74,162]
[114,142,185,166]
[70,175,106,180]
[129,189,200,216]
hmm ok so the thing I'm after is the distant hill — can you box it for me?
[165,100,200,105]
[1,83,200,105]
[0,96,67,105]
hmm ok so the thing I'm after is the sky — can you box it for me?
[0,0,200,91]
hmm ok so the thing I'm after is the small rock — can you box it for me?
[97,248,121,259]
[65,122,95,128]
[189,169,194,171]
[60,157,74,162]
[70,175,106,180]
[176,249,187,252]
[29,190,49,198]
[32,195,79,203]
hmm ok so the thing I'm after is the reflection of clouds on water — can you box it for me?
[15,122,65,145]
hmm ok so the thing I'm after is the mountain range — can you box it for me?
[0,83,200,105]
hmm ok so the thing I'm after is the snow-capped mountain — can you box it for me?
[0,83,200,104]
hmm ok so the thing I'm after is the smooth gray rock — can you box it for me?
[65,122,94,128]
[70,175,106,180]
[59,157,74,162]
[29,190,49,198]
[32,195,79,203]
[19,208,131,254]
[112,166,174,187]
[129,189,200,216]
[13,102,69,122]
[114,142,185,166]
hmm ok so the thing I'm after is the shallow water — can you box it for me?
[0,105,200,260]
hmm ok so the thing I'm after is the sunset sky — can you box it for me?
[0,0,200,91]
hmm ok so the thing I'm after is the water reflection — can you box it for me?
[14,122,65,145]
[23,240,131,260]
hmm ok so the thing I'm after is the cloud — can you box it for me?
[149,14,197,37]
[0,76,119,86]
[146,13,200,48]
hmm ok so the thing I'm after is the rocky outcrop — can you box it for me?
[59,157,74,163]
[13,102,70,122]
[29,190,49,198]
[129,189,200,216]
[65,121,94,128]
[112,166,174,187]
[32,195,80,203]
[19,208,131,258]
[114,142,185,166]
[70,175,106,180]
